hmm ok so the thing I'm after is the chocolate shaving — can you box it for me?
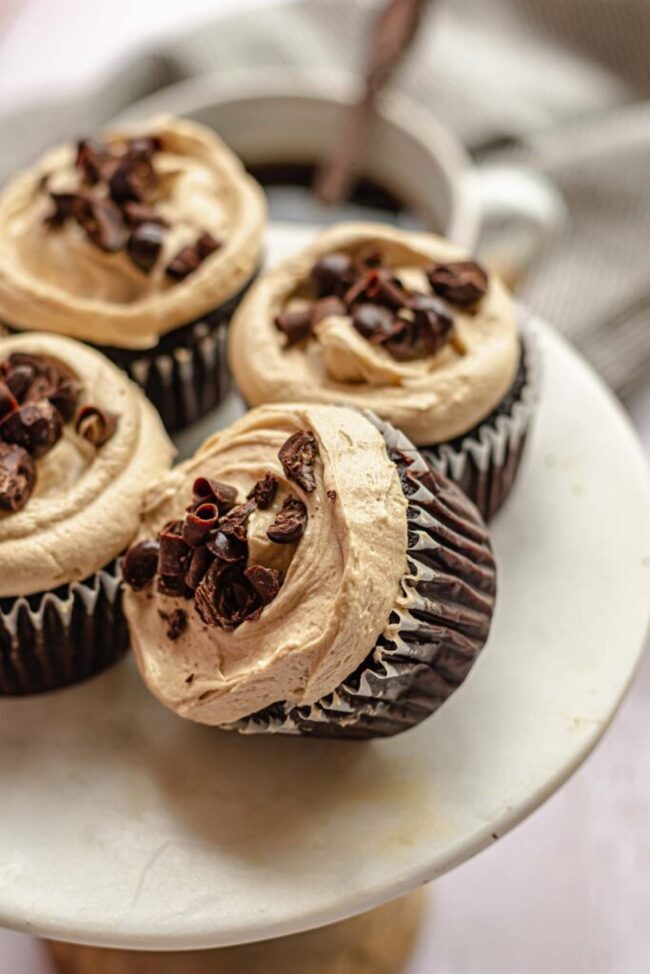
[278,429,319,493]
[245,565,282,605]
[0,441,37,512]
[312,295,346,326]
[75,138,114,184]
[0,400,62,458]
[352,302,400,344]
[274,308,312,345]
[267,495,308,544]
[428,261,488,307]
[48,377,79,422]
[166,232,221,282]
[219,499,256,542]
[159,608,187,641]
[122,539,160,591]
[310,252,355,297]
[207,565,264,629]
[108,145,156,205]
[75,406,118,447]
[182,502,219,547]
[127,221,164,273]
[4,365,34,402]
[247,472,278,509]
[185,544,214,590]
[73,194,128,253]
[158,574,189,598]
[410,293,453,354]
[0,382,18,420]
[206,530,248,564]
[46,192,79,227]
[122,202,168,229]
[192,476,238,513]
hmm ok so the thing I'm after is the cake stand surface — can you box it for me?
[0,226,648,951]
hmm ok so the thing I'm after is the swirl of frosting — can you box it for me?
[0,116,266,350]
[0,333,175,597]
[229,223,519,445]
[123,404,408,726]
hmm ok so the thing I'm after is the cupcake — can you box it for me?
[229,223,539,520]
[0,116,266,432]
[0,332,174,695]
[122,404,496,739]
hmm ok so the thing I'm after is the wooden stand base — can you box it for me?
[47,891,425,974]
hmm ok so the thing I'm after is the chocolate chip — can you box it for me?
[122,539,160,591]
[206,530,247,564]
[0,441,36,512]
[75,406,118,447]
[73,194,128,253]
[278,429,319,493]
[182,502,219,547]
[312,295,346,326]
[0,400,62,458]
[219,499,256,542]
[160,607,187,641]
[247,472,278,509]
[266,495,308,544]
[127,221,164,273]
[352,303,399,344]
[428,261,488,307]
[158,528,191,577]
[0,381,18,420]
[122,202,168,228]
[192,477,238,513]
[185,544,214,590]
[245,565,282,604]
[274,308,312,345]
[310,252,354,297]
[108,146,156,204]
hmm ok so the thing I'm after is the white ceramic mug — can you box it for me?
[117,68,565,284]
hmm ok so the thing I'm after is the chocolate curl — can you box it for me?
[0,400,62,458]
[206,530,248,564]
[75,406,118,447]
[185,545,214,591]
[192,476,238,513]
[0,382,18,420]
[182,502,219,547]
[157,528,191,578]
[0,441,37,512]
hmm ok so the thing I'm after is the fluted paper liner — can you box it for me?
[0,560,128,695]
[423,311,541,521]
[91,271,259,434]
[226,414,497,739]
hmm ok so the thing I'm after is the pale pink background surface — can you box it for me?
[0,2,648,971]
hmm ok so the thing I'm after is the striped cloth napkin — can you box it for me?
[1,0,649,396]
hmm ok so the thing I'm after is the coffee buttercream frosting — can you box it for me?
[123,404,409,725]
[0,116,266,350]
[229,223,519,445]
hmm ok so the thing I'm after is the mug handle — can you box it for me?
[468,164,567,289]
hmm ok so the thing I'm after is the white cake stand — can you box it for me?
[0,226,648,952]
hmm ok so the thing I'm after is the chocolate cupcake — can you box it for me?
[229,223,539,520]
[122,404,496,739]
[0,333,174,695]
[0,116,266,432]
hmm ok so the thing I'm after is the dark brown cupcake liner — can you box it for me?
[422,312,541,522]
[0,560,128,696]
[94,272,259,434]
[227,413,497,740]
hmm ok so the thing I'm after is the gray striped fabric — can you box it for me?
[1,0,648,395]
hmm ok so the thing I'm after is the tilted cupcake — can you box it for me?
[229,223,539,520]
[122,403,496,739]
[0,333,174,694]
[0,116,266,431]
